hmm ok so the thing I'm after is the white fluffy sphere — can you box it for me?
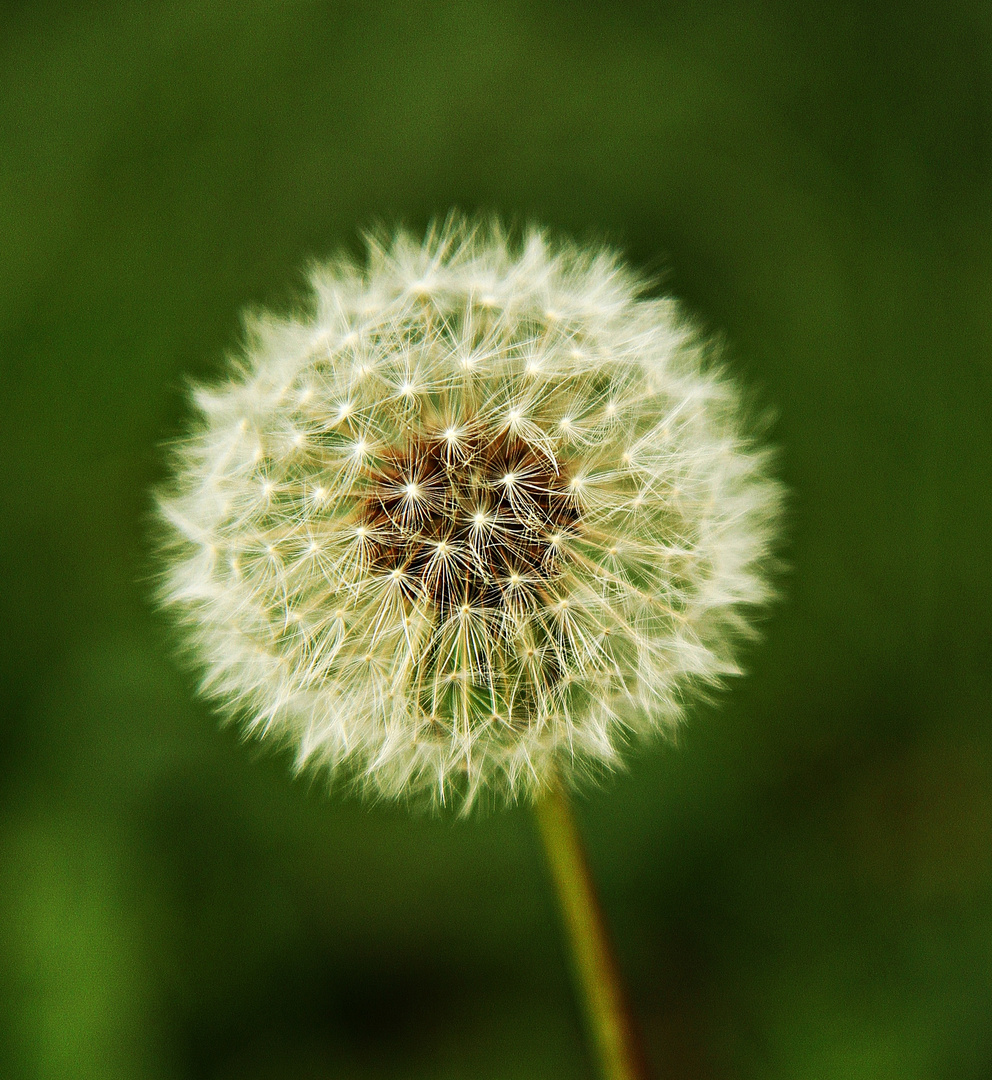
[157,217,782,808]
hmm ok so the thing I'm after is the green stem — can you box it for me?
[533,781,652,1080]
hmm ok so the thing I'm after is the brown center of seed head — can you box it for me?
[360,427,581,618]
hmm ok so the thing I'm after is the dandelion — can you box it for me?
[157,215,781,810]
[156,214,783,1080]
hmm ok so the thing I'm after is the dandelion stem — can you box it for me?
[534,781,651,1080]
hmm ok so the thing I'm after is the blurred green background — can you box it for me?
[2,1,991,1077]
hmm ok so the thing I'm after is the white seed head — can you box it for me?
[155,215,783,809]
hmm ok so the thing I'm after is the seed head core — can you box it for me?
[362,428,579,619]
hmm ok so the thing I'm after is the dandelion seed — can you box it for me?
[155,215,782,809]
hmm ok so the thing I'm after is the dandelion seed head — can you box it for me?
[156,215,783,809]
